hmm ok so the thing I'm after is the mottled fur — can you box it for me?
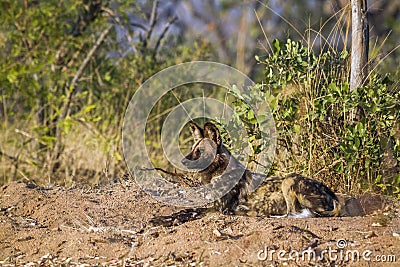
[182,121,341,217]
[281,173,341,217]
[242,175,287,217]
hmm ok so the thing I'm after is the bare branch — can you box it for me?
[102,7,137,53]
[50,24,113,173]
[71,0,106,36]
[144,0,159,48]
[62,24,113,126]
[69,25,113,93]
[153,16,177,58]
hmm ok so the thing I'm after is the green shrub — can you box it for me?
[230,39,399,196]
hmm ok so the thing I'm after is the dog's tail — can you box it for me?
[320,198,341,217]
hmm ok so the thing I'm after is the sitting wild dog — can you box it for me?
[181,121,341,218]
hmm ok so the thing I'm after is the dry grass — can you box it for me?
[0,122,123,186]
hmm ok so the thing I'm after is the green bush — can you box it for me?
[0,0,214,185]
[230,39,399,196]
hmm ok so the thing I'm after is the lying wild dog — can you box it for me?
[180,121,341,218]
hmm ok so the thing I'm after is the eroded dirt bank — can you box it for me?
[0,181,399,266]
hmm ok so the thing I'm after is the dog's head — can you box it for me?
[181,122,223,171]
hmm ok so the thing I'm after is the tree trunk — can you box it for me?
[350,0,369,90]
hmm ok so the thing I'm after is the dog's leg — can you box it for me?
[281,176,297,216]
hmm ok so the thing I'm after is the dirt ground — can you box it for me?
[0,179,399,267]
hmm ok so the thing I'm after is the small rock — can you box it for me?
[225,226,233,234]
[393,232,400,239]
[210,250,221,255]
[213,229,222,237]
[364,231,377,239]
[41,253,51,259]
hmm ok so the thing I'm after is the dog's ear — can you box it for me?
[204,122,222,147]
[189,121,204,143]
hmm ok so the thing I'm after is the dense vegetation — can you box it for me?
[0,0,399,197]
[231,39,399,195]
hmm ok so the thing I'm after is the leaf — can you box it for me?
[293,124,301,134]
[6,70,17,83]
[84,104,96,113]
[104,72,111,81]
[272,39,281,54]
[340,50,349,60]
[114,151,122,161]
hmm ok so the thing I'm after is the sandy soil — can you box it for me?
[0,179,399,266]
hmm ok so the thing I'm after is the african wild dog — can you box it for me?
[181,121,341,217]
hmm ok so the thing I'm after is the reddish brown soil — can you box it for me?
[0,180,399,266]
